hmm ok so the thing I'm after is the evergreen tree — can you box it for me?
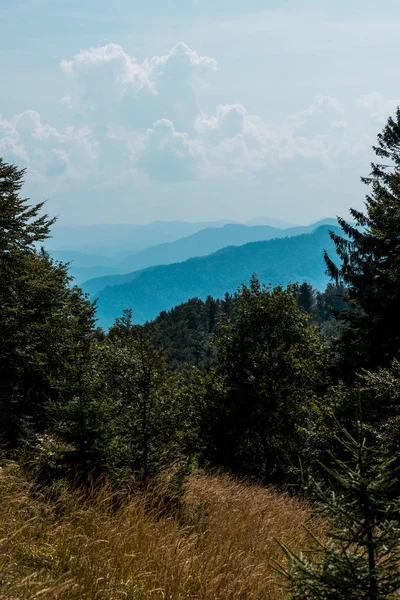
[0,158,96,447]
[297,282,315,314]
[278,420,400,599]
[325,108,400,375]
[107,311,166,480]
[0,159,55,254]
[48,343,117,481]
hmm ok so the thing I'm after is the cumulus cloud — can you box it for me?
[0,110,97,186]
[149,42,217,91]
[61,42,216,95]
[1,39,396,219]
[60,43,155,100]
[59,42,217,133]
[196,104,247,140]
[137,119,202,182]
[192,98,349,176]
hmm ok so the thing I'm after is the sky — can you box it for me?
[1,0,400,225]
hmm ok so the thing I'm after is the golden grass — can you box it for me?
[0,465,323,599]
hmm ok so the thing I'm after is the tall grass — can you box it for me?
[0,465,322,599]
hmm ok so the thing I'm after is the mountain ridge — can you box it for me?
[88,224,340,328]
[82,218,339,294]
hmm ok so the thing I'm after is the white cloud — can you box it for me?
[61,41,217,93]
[149,42,217,88]
[195,103,247,140]
[193,98,348,176]
[60,43,156,99]
[59,41,217,125]
[0,110,97,185]
[138,119,202,182]
[1,39,397,218]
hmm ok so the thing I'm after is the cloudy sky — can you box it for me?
[1,0,399,225]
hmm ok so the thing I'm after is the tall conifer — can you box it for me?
[325,108,400,374]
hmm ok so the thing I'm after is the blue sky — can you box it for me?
[1,0,399,224]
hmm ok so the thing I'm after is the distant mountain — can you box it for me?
[49,250,116,268]
[82,266,158,296]
[118,224,286,274]
[245,217,297,228]
[46,220,236,257]
[46,218,335,257]
[83,218,339,293]
[49,251,120,284]
[88,225,340,329]
[67,265,121,285]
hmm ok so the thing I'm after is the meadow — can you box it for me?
[0,466,321,599]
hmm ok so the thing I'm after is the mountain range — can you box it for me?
[49,218,338,285]
[85,224,340,329]
[117,218,338,275]
[47,219,240,257]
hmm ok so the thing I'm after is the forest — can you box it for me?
[1,109,400,599]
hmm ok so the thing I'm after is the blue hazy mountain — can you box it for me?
[87,225,340,329]
[245,217,297,228]
[117,219,337,274]
[82,218,338,294]
[49,251,120,284]
[65,265,121,285]
[46,220,236,257]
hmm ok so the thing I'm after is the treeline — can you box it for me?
[141,281,347,369]
[2,109,400,597]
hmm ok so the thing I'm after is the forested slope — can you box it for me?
[90,224,339,327]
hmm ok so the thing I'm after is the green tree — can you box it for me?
[297,282,315,314]
[302,360,400,493]
[0,158,96,447]
[48,343,117,481]
[278,420,400,599]
[325,108,400,375]
[107,310,167,480]
[204,276,328,482]
[161,364,207,464]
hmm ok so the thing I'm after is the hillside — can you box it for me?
[47,219,336,285]
[88,225,339,328]
[0,465,320,599]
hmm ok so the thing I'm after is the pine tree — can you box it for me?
[0,158,96,447]
[49,343,117,481]
[277,419,400,599]
[0,158,55,255]
[325,109,400,375]
[297,282,315,314]
[108,311,166,480]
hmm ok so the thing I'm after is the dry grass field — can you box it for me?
[0,465,323,599]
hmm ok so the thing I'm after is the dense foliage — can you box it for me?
[202,278,329,482]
